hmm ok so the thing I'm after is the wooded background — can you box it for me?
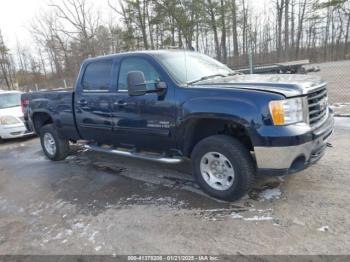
[0,0,350,91]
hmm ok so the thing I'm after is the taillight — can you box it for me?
[21,99,29,113]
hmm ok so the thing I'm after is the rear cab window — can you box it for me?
[81,60,113,92]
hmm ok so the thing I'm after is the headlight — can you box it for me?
[0,116,21,126]
[269,98,304,125]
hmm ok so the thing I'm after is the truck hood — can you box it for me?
[194,74,326,97]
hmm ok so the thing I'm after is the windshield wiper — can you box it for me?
[227,71,240,76]
[187,74,226,85]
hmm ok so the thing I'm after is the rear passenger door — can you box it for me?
[75,59,115,144]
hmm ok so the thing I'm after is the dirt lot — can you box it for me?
[0,118,349,255]
[309,60,350,115]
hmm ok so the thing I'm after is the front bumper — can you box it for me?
[0,123,34,139]
[254,109,334,176]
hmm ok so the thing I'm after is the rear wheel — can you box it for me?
[191,135,256,201]
[40,124,69,161]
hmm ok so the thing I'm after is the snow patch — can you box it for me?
[88,231,99,243]
[259,188,281,201]
[243,216,274,221]
[318,226,329,232]
[230,212,243,219]
[52,232,63,240]
[65,229,73,236]
[72,222,85,230]
[292,218,305,226]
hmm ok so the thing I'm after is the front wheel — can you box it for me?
[40,124,70,161]
[191,135,256,201]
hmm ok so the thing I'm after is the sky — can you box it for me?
[0,0,48,50]
[0,0,113,52]
[0,0,269,53]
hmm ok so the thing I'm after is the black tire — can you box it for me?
[40,124,70,161]
[191,135,256,201]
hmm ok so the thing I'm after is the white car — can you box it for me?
[0,90,33,140]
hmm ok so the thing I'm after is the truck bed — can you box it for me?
[22,89,80,141]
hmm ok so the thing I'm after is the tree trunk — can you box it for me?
[231,0,239,57]
[344,13,350,57]
[242,0,248,55]
[323,7,331,61]
[207,0,221,60]
[295,0,307,59]
[136,0,149,50]
[146,1,154,49]
[284,0,290,60]
[220,0,227,64]
[276,0,285,60]
[291,0,295,49]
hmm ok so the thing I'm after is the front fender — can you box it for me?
[175,96,263,156]
[179,96,260,128]
[174,88,285,155]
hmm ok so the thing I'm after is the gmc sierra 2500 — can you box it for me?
[22,50,334,201]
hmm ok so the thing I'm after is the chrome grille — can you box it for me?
[307,86,328,126]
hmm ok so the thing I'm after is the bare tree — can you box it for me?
[231,0,239,57]
[5,0,349,91]
[206,0,221,60]
[49,0,100,58]
[30,12,66,78]
[284,0,290,59]
[295,0,307,59]
[276,0,285,59]
[220,0,227,64]
[0,30,14,90]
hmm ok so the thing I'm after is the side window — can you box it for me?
[82,60,113,91]
[118,57,160,91]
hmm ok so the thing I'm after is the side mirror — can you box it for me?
[156,81,167,91]
[127,71,147,96]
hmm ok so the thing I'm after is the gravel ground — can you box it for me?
[0,118,349,255]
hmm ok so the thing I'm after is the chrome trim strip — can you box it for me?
[303,83,327,95]
[254,141,315,169]
[82,90,111,93]
[309,107,330,131]
[84,144,183,164]
[254,111,333,170]
[308,89,327,100]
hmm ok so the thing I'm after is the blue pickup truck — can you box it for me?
[22,50,334,201]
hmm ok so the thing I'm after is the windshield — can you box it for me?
[0,93,21,109]
[154,52,235,85]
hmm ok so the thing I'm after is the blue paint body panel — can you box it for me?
[21,51,333,159]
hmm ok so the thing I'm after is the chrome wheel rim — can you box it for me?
[43,133,56,156]
[200,152,235,191]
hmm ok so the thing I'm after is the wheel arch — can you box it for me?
[180,116,255,158]
[31,111,54,134]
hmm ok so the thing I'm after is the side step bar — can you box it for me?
[84,144,183,164]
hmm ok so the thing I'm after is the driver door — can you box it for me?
[110,56,176,152]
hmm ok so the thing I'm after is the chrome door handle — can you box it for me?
[114,101,129,107]
[77,99,88,106]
